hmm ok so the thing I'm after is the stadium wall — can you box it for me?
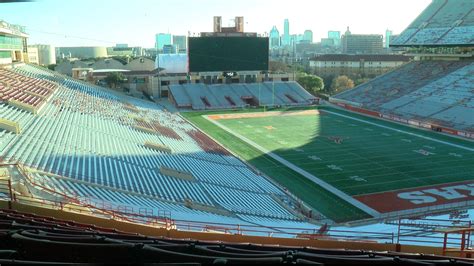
[0,200,448,256]
[376,199,474,222]
[329,100,474,140]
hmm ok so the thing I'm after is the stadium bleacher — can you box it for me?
[169,81,316,110]
[0,64,316,232]
[333,0,474,136]
[2,0,474,261]
[0,68,58,113]
[391,0,474,46]
[1,208,473,264]
[334,60,474,132]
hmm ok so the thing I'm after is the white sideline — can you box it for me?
[323,109,474,152]
[204,115,381,218]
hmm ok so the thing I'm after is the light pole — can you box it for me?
[258,82,261,108]
[293,37,296,81]
[272,81,275,107]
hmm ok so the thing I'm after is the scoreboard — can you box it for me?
[188,36,269,72]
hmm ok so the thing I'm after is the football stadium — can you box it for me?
[0,0,474,264]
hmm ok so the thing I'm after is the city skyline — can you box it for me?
[0,0,431,47]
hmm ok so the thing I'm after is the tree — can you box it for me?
[269,61,290,72]
[330,75,354,94]
[321,75,335,92]
[354,77,371,86]
[47,64,57,71]
[297,73,324,95]
[104,72,126,89]
[294,64,307,74]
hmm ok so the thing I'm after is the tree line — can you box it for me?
[297,73,355,97]
[269,61,363,97]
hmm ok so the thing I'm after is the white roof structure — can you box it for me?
[157,54,188,74]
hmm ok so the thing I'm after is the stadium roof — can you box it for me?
[0,19,28,38]
[310,54,411,62]
[92,69,130,73]
[91,68,162,76]
[391,0,474,47]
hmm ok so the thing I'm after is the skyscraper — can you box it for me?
[291,34,298,46]
[269,26,280,48]
[173,35,187,52]
[385,29,393,48]
[342,31,383,54]
[344,26,351,36]
[328,31,341,47]
[303,30,313,43]
[155,33,172,52]
[283,19,290,46]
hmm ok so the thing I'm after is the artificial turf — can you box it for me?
[182,106,474,222]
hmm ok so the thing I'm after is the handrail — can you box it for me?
[14,195,174,229]
[2,180,470,246]
[1,162,472,247]
[0,179,13,201]
[14,163,173,228]
[442,223,473,257]
[4,187,464,247]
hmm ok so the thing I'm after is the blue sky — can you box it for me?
[1,0,431,47]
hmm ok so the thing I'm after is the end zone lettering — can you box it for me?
[354,181,474,213]
[397,184,474,204]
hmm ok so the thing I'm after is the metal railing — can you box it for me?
[0,162,472,249]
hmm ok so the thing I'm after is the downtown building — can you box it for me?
[309,54,411,78]
[342,27,383,54]
[0,20,28,64]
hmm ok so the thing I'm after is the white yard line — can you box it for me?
[323,109,474,152]
[204,115,381,218]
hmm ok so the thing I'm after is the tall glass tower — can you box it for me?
[328,31,341,47]
[155,33,172,52]
[385,29,392,48]
[283,19,290,46]
[269,26,280,48]
[303,30,313,43]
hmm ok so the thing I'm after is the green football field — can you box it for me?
[182,107,474,222]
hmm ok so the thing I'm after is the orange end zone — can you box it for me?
[207,109,321,120]
[354,180,474,213]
